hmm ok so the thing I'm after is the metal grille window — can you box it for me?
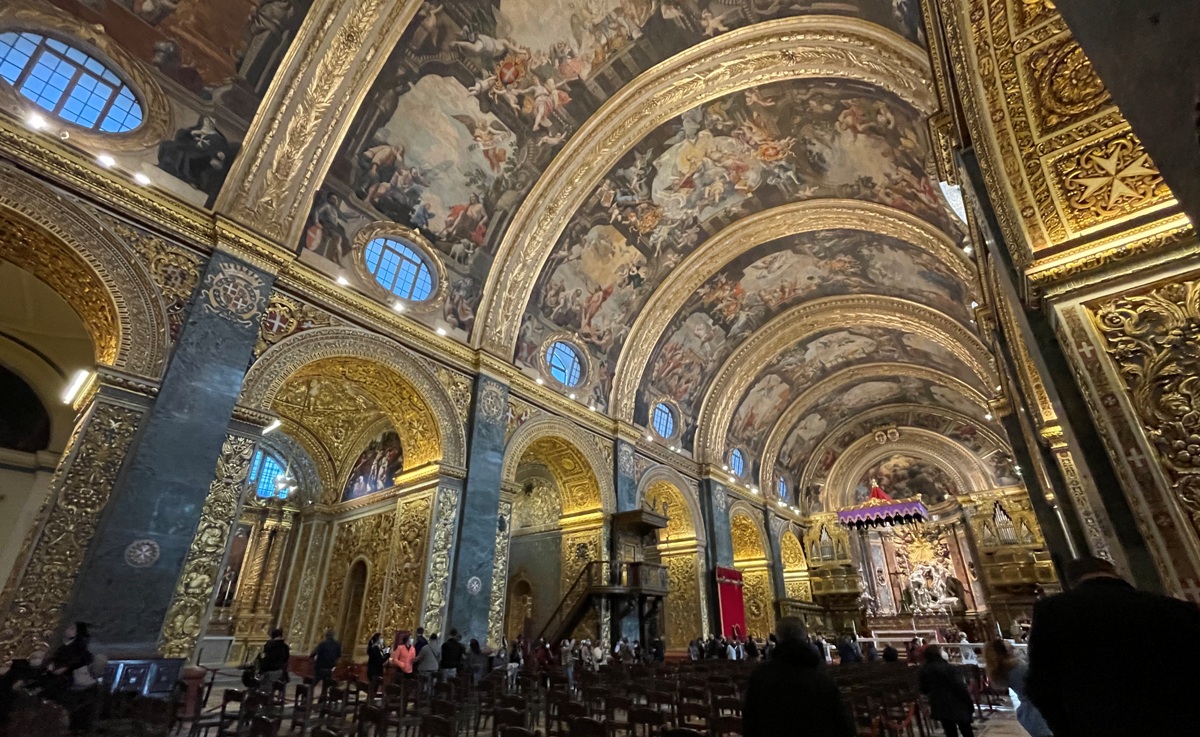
[363,237,435,301]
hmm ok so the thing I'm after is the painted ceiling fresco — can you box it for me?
[632,229,976,444]
[302,0,928,338]
[48,0,313,202]
[726,326,982,458]
[777,375,988,494]
[855,453,960,508]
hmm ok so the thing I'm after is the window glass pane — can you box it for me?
[546,341,582,387]
[0,31,143,132]
[363,237,435,302]
[777,477,788,499]
[730,449,745,477]
[652,403,675,438]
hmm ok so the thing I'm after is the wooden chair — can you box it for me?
[311,728,341,737]
[628,707,664,737]
[645,691,673,718]
[498,728,540,737]
[605,695,634,736]
[567,717,607,737]
[492,707,526,736]
[290,683,314,732]
[430,697,458,727]
[188,688,244,737]
[555,702,587,737]
[497,694,527,712]
[674,702,708,733]
[248,713,282,736]
[421,714,457,737]
[661,729,706,737]
[712,715,743,737]
[356,703,386,737]
[713,697,741,718]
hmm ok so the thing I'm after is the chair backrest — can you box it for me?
[605,695,633,718]
[714,696,741,716]
[498,694,527,711]
[498,728,539,737]
[248,714,280,737]
[567,717,607,737]
[312,728,340,737]
[713,715,743,737]
[662,729,707,737]
[676,702,708,724]
[628,706,664,735]
[421,714,457,737]
[493,707,526,733]
[430,698,457,719]
[558,700,587,728]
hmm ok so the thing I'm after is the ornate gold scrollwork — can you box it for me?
[385,496,433,636]
[422,487,460,633]
[1093,280,1200,537]
[0,401,143,662]
[160,435,255,657]
[487,499,513,648]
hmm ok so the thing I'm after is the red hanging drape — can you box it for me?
[715,566,745,638]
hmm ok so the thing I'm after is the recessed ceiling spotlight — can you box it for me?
[970,300,979,309]
[569,392,576,400]
[132,172,152,186]
[964,246,974,255]
[436,327,447,336]
[722,464,729,471]
[589,404,596,411]
[393,302,405,312]
[27,112,48,130]
[96,153,116,168]
[536,377,544,385]
[984,412,994,421]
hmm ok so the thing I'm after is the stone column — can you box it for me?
[699,478,733,636]
[0,387,148,662]
[424,481,464,635]
[64,251,274,654]
[446,374,509,642]
[764,513,787,606]
[615,439,638,513]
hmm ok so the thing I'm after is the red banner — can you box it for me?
[715,566,746,639]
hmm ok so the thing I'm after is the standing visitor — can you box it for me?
[687,639,701,661]
[882,644,899,663]
[415,633,440,692]
[743,617,854,737]
[957,633,977,665]
[311,629,341,688]
[918,645,975,737]
[440,630,464,681]
[1026,556,1200,737]
[366,633,387,684]
[467,639,487,684]
[258,629,290,692]
[560,638,575,691]
[414,627,428,655]
[984,638,1050,737]
[391,633,415,675]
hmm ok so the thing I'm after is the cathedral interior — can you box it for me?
[0,0,1198,675]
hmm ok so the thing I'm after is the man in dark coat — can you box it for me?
[311,630,342,688]
[1026,556,1200,737]
[743,617,854,737]
[439,630,465,681]
[918,645,974,737]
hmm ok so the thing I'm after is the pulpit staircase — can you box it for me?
[538,560,669,644]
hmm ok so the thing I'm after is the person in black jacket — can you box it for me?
[366,633,387,685]
[258,628,290,691]
[743,617,854,737]
[439,630,465,681]
[1026,556,1200,737]
[918,645,974,737]
[311,630,342,688]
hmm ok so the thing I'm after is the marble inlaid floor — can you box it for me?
[977,710,1030,737]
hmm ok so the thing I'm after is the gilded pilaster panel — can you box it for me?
[383,495,433,636]
[319,510,396,643]
[487,500,514,649]
[663,552,703,650]
[740,569,775,641]
[159,435,255,658]
[279,521,312,635]
[0,401,143,662]
[289,520,330,650]
[422,487,460,633]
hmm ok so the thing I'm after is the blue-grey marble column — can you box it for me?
[64,251,273,654]
[615,440,638,513]
[445,375,509,642]
[764,513,787,605]
[700,478,733,632]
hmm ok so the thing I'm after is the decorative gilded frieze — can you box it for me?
[937,0,1190,284]
[0,401,143,662]
[663,553,704,649]
[319,510,396,640]
[160,435,255,658]
[421,487,460,634]
[384,495,433,636]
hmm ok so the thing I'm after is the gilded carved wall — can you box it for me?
[422,487,460,634]
[386,495,433,636]
[318,509,397,645]
[0,400,143,662]
[160,435,255,658]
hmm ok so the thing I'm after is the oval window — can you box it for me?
[777,476,788,500]
[652,402,676,439]
[545,341,583,387]
[363,236,435,302]
[730,448,746,478]
[0,31,143,132]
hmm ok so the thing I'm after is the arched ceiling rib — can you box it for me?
[761,364,993,491]
[611,201,976,420]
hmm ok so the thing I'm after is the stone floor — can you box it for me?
[976,709,1029,737]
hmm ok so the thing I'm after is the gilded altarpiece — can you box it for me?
[0,399,145,662]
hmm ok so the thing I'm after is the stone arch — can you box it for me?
[823,429,995,511]
[473,16,936,357]
[613,202,982,420]
[637,465,705,545]
[502,415,615,515]
[241,326,466,468]
[0,165,168,377]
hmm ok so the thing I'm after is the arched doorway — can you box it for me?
[643,479,705,650]
[340,560,369,653]
[730,511,774,640]
[505,577,535,642]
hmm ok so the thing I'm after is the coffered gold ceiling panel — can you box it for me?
[938,0,1192,287]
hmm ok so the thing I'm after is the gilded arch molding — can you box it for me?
[637,465,705,545]
[0,164,168,378]
[503,414,615,515]
[473,16,936,357]
[759,364,991,485]
[241,326,467,468]
[611,201,976,419]
[728,505,769,563]
[217,0,425,245]
[822,428,994,510]
[797,403,1011,492]
[693,296,994,462]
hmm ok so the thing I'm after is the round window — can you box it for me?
[363,236,435,302]
[545,341,583,387]
[651,402,676,439]
[0,31,143,132]
[729,448,746,478]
